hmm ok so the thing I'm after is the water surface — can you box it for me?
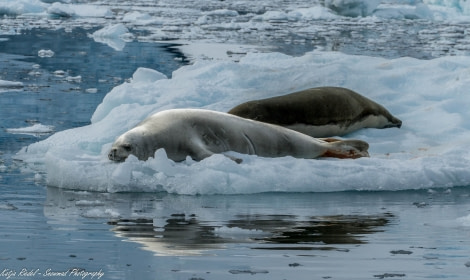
[0,27,185,155]
[0,28,186,279]
[1,27,470,280]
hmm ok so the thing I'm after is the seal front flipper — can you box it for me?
[322,139,370,159]
[223,154,243,164]
[190,146,215,161]
[192,147,242,163]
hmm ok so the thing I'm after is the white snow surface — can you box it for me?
[16,51,470,194]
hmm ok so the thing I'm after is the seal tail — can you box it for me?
[321,138,370,159]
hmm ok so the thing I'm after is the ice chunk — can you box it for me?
[38,49,54,58]
[6,124,54,137]
[0,79,23,92]
[0,0,47,16]
[91,24,132,51]
[288,7,338,20]
[47,2,75,17]
[325,0,381,17]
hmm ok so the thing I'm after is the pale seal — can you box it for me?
[108,109,369,163]
[228,87,402,137]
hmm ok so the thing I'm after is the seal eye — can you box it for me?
[122,144,132,152]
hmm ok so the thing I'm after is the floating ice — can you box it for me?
[0,79,23,92]
[3,0,470,63]
[65,75,82,83]
[254,11,290,21]
[7,124,54,137]
[253,7,338,21]
[325,0,381,17]
[122,11,157,25]
[91,24,132,51]
[288,7,339,20]
[374,2,434,19]
[38,49,54,58]
[47,2,75,18]
[53,70,66,77]
[0,0,47,16]
[424,0,470,16]
[16,50,470,194]
[92,24,130,39]
[71,4,113,18]
[1,0,470,27]
[207,9,239,17]
[47,2,112,18]
[86,88,98,94]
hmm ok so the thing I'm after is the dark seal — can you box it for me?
[228,87,402,137]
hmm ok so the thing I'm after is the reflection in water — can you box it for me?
[108,213,393,255]
[109,216,224,256]
[44,187,396,256]
[229,214,392,245]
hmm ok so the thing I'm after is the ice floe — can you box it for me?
[15,50,470,194]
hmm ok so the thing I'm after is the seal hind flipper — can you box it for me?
[322,139,369,159]
[190,140,242,163]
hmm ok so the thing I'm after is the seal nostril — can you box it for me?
[396,120,403,128]
[108,149,116,160]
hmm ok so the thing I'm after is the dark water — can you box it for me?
[0,28,187,279]
[0,28,185,153]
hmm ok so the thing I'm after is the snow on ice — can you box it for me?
[15,50,470,194]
